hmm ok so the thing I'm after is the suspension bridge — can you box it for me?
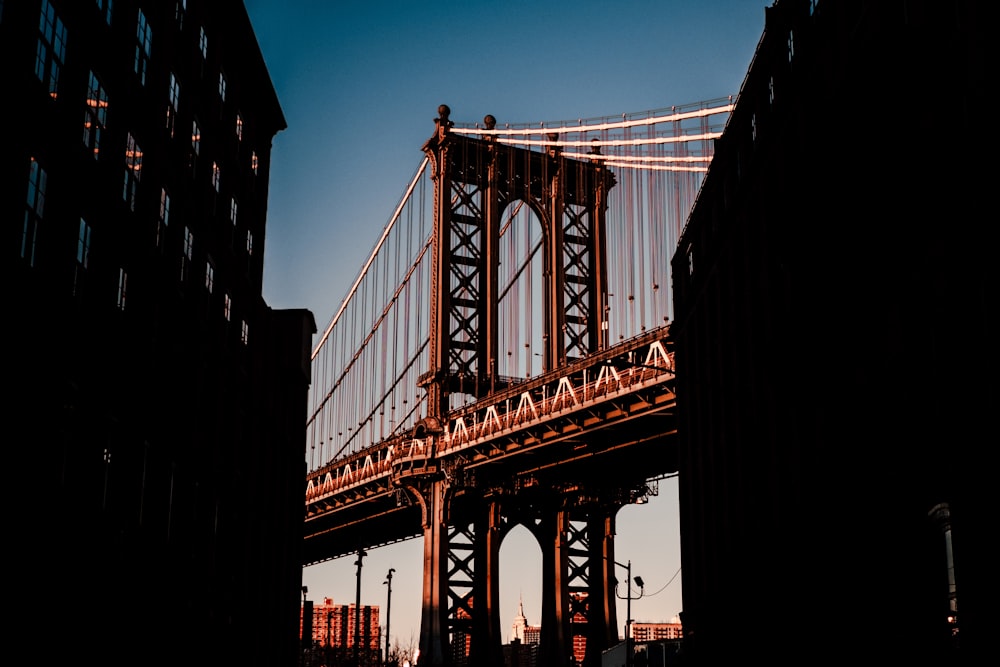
[302,97,732,667]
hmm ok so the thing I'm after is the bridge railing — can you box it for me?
[305,327,674,505]
[436,327,674,454]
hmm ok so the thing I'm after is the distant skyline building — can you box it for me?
[301,598,381,666]
[505,597,541,667]
[5,0,314,663]
[510,595,542,645]
[631,621,683,642]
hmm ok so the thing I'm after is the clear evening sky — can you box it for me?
[245,0,772,650]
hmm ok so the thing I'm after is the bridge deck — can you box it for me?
[303,327,676,564]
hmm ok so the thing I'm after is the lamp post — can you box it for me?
[384,568,395,666]
[614,560,645,667]
[355,548,367,667]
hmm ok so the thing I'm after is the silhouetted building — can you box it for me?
[602,639,682,667]
[671,0,987,664]
[301,598,381,667]
[504,638,540,667]
[4,1,315,664]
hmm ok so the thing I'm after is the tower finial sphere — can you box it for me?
[438,104,451,118]
[484,114,496,130]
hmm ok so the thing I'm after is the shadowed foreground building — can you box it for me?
[4,1,314,664]
[671,0,988,663]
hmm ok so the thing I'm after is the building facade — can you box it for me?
[630,622,682,642]
[301,599,382,666]
[4,1,315,664]
[671,0,987,663]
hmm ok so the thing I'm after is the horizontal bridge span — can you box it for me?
[303,326,676,563]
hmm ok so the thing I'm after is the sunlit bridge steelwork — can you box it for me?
[304,99,731,667]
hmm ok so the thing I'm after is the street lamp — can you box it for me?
[384,568,395,666]
[614,560,645,667]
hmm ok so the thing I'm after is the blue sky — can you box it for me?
[244,0,771,651]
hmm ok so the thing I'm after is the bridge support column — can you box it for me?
[584,509,620,666]
[413,476,505,667]
[469,497,504,667]
[417,477,450,666]
[535,502,622,667]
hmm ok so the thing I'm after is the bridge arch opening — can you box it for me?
[499,522,543,645]
[497,198,546,381]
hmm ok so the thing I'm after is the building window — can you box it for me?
[191,118,201,155]
[116,268,127,310]
[36,0,67,99]
[135,9,152,86]
[218,71,226,102]
[205,260,214,293]
[175,0,185,30]
[236,113,243,141]
[181,226,194,281]
[751,113,757,143]
[230,197,238,226]
[191,118,201,173]
[251,150,259,175]
[240,320,249,345]
[83,71,108,158]
[224,293,231,321]
[77,218,92,268]
[788,30,795,63]
[124,132,142,211]
[211,161,220,193]
[158,188,170,247]
[74,218,92,296]
[96,0,112,25]
[23,157,47,267]
[198,26,207,59]
[768,75,775,105]
[166,72,180,137]
[246,229,253,256]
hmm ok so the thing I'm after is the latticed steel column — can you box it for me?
[544,139,614,369]
[467,497,504,667]
[533,502,622,667]
[421,105,615,407]
[421,106,506,409]
[409,474,505,666]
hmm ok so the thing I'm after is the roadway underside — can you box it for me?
[302,401,676,565]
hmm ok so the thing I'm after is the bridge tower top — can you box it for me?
[420,105,615,419]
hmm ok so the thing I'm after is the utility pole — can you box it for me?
[355,548,367,667]
[384,568,395,666]
[615,559,645,667]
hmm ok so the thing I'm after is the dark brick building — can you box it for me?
[3,1,314,664]
[671,0,988,663]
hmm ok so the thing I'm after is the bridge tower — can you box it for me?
[409,105,628,667]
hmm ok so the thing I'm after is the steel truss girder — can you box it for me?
[302,330,677,564]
